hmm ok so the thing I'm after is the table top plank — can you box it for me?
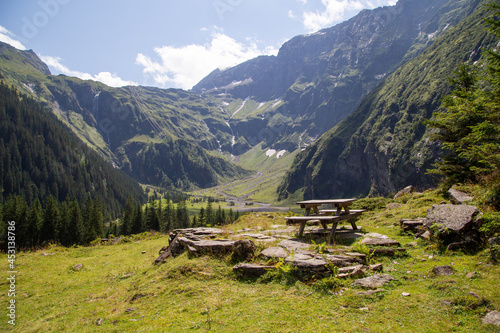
[296,198,357,206]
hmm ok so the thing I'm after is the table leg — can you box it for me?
[329,222,339,242]
[298,222,306,237]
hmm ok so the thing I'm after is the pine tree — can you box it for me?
[121,195,134,236]
[41,195,59,244]
[131,203,144,235]
[164,192,173,232]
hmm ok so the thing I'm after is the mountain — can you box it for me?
[277,0,495,200]
[0,0,489,200]
[193,0,482,150]
[0,82,145,217]
[0,45,251,191]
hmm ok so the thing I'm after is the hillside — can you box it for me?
[3,190,499,332]
[278,0,496,200]
[0,83,145,217]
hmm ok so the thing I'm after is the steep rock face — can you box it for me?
[194,0,477,148]
[278,2,493,199]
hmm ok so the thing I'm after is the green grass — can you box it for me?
[2,190,500,332]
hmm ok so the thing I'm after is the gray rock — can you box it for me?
[260,247,289,259]
[353,274,397,289]
[394,185,414,199]
[361,237,401,247]
[73,264,83,271]
[424,204,483,248]
[400,219,425,232]
[369,263,383,272]
[425,204,482,233]
[448,188,473,204]
[279,238,310,251]
[482,311,500,327]
[432,265,454,276]
[233,263,275,278]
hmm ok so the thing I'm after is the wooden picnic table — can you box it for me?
[286,198,364,241]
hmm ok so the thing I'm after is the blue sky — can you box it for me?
[0,0,396,89]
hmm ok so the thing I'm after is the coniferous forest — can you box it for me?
[0,82,145,214]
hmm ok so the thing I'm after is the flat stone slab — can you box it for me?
[287,257,328,270]
[361,237,401,247]
[238,233,277,242]
[260,247,289,259]
[279,238,311,251]
[482,311,500,327]
[353,274,397,289]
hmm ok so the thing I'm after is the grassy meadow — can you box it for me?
[1,190,500,332]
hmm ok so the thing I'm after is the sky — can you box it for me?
[0,0,397,89]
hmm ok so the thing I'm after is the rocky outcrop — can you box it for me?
[424,204,483,250]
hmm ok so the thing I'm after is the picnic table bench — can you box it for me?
[285,198,365,241]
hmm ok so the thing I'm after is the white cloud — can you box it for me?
[40,55,138,87]
[301,0,397,32]
[136,32,279,90]
[0,25,27,50]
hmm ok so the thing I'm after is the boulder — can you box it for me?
[233,263,275,278]
[424,204,483,250]
[353,274,397,289]
[394,185,414,199]
[448,188,473,204]
[432,265,454,276]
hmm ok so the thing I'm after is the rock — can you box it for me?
[260,247,289,259]
[361,237,401,247]
[424,204,483,249]
[482,311,500,326]
[448,188,473,204]
[154,234,185,264]
[96,318,103,326]
[141,251,146,254]
[400,219,425,232]
[394,185,414,199]
[465,272,477,279]
[279,238,310,251]
[125,307,136,313]
[338,265,364,274]
[353,274,397,289]
[432,265,454,276]
[350,266,366,278]
[73,264,83,271]
[233,263,274,278]
[238,233,276,242]
[489,237,500,262]
[369,263,383,272]
[325,254,363,267]
[401,292,411,297]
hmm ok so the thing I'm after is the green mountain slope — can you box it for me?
[0,82,145,217]
[0,45,250,191]
[278,1,496,200]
